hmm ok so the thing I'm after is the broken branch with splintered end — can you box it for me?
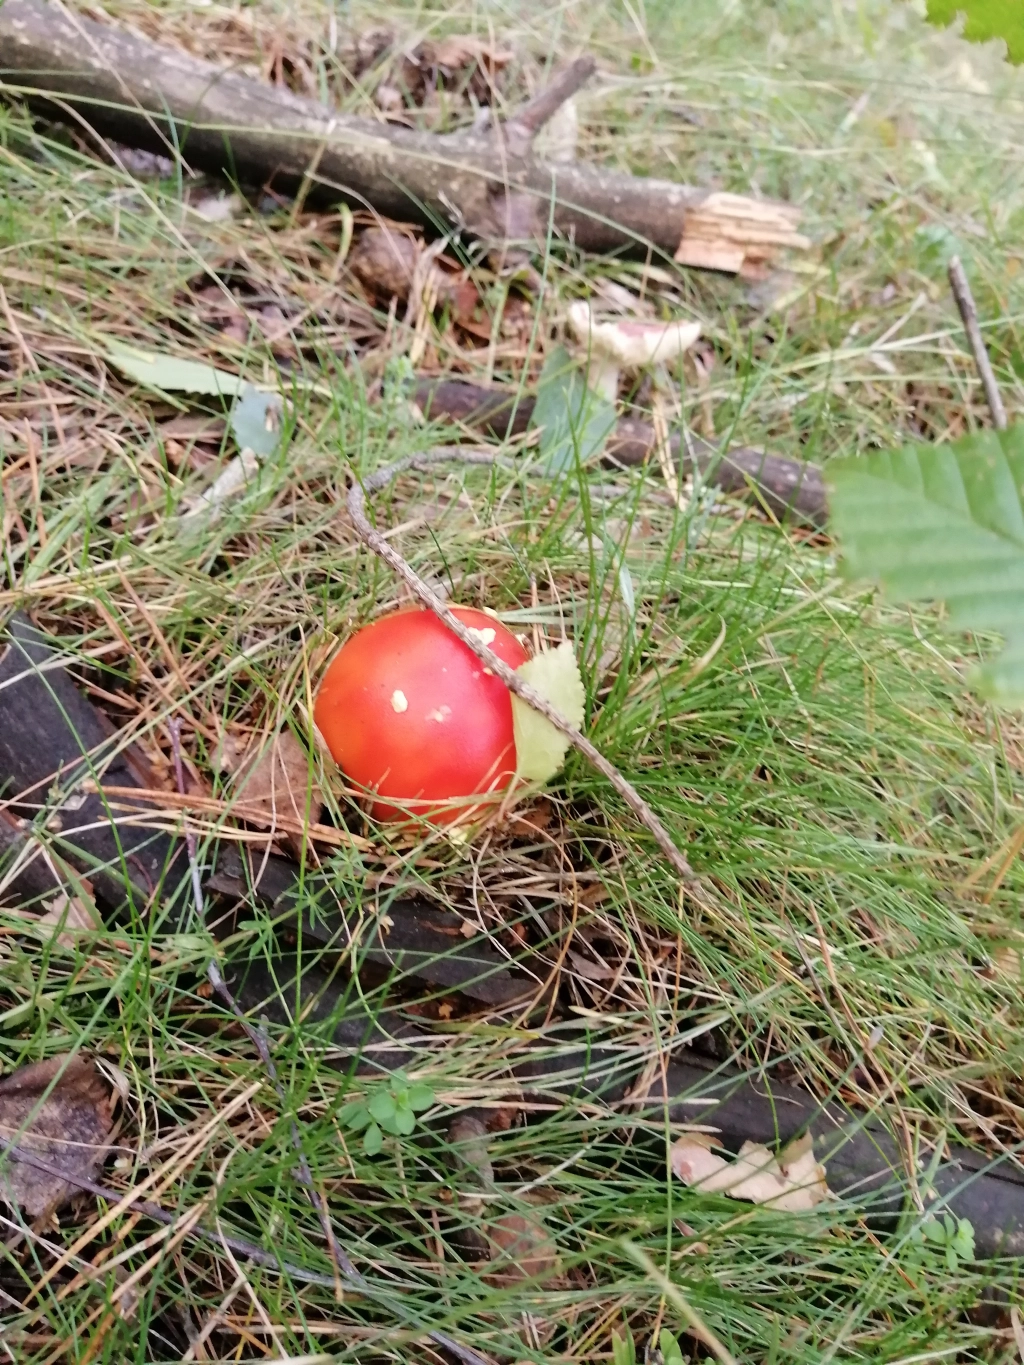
[948,255,1008,431]
[346,448,703,891]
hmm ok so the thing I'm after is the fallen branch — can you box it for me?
[502,55,597,157]
[0,0,808,270]
[347,447,705,888]
[413,377,829,526]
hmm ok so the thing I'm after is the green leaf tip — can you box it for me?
[925,0,1024,65]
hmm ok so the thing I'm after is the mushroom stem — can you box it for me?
[588,356,622,403]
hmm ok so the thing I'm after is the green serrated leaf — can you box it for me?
[531,345,617,474]
[231,386,284,456]
[926,0,1024,64]
[829,424,1024,705]
[103,338,248,399]
[363,1121,383,1156]
[511,641,587,783]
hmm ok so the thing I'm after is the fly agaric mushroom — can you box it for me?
[314,606,529,823]
[566,300,701,402]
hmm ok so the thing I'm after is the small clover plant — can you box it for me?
[908,1213,976,1274]
[340,1070,435,1156]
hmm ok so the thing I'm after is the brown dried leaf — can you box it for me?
[349,229,482,323]
[212,727,250,775]
[233,731,323,833]
[160,420,224,473]
[441,276,486,330]
[0,1054,115,1216]
[567,949,616,981]
[430,35,513,72]
[38,893,101,950]
[349,228,418,300]
[506,798,553,839]
[484,1207,559,1285]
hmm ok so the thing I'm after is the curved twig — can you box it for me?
[347,447,703,888]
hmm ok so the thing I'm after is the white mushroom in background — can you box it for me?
[566,300,702,402]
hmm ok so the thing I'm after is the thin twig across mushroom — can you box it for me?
[345,447,706,891]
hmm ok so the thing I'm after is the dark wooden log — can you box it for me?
[0,614,535,1004]
[0,807,65,906]
[0,613,186,918]
[414,378,828,526]
[513,1037,1024,1257]
[0,0,807,268]
[209,846,538,1008]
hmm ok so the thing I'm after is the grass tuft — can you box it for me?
[3,0,1024,1359]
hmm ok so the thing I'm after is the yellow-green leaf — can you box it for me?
[102,338,248,398]
[511,641,586,783]
[925,0,1024,65]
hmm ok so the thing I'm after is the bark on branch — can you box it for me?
[0,0,808,270]
[413,378,828,526]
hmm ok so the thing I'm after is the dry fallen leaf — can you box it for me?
[484,1208,559,1285]
[671,1131,830,1212]
[233,731,323,847]
[349,228,418,299]
[349,227,481,323]
[212,727,250,775]
[506,797,553,839]
[0,1054,115,1216]
[430,35,513,71]
[38,893,102,950]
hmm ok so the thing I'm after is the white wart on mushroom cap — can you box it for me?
[566,300,701,401]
